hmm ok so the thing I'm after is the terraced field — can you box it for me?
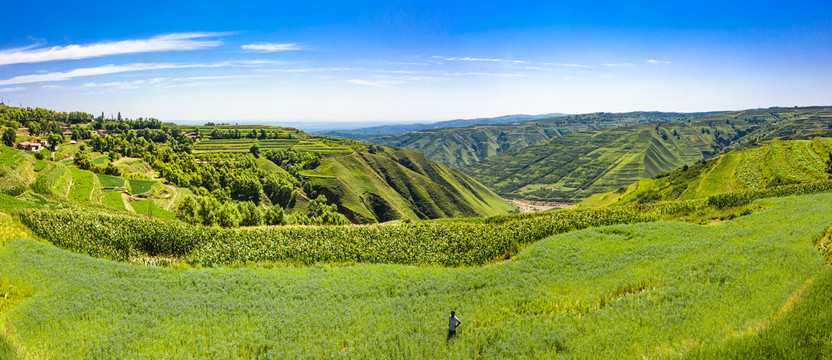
[465,107,832,202]
[192,138,352,155]
[67,168,98,204]
[581,138,832,207]
[1,193,831,358]
[30,163,71,196]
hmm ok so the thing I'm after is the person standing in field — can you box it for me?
[447,311,461,343]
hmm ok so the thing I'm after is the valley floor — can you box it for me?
[1,193,832,359]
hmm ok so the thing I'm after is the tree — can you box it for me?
[827,153,832,178]
[46,133,64,152]
[198,196,221,226]
[73,152,93,170]
[250,142,260,158]
[238,202,263,226]
[307,195,348,225]
[26,121,40,136]
[176,196,200,225]
[2,128,15,147]
[264,205,285,225]
[217,202,241,228]
[263,174,295,207]
[229,176,261,203]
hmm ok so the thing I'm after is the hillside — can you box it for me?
[463,106,832,202]
[304,146,514,223]
[581,137,832,207]
[314,112,567,140]
[3,187,832,357]
[0,119,514,225]
[367,111,725,168]
[0,144,188,218]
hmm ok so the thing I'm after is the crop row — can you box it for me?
[707,180,832,209]
[18,207,655,267]
[737,147,764,189]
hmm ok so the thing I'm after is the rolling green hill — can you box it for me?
[367,111,725,168]
[314,112,568,140]
[304,146,515,223]
[463,106,832,202]
[0,145,182,218]
[1,124,513,225]
[581,137,832,207]
[2,189,832,358]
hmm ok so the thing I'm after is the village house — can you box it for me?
[16,139,48,152]
[184,132,204,141]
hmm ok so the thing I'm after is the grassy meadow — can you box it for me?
[0,192,831,358]
[582,138,832,208]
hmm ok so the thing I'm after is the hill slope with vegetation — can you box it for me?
[463,106,832,202]
[367,111,725,168]
[581,137,832,207]
[4,104,832,358]
[0,106,514,225]
[314,112,568,140]
[2,186,832,358]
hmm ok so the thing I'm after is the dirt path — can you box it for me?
[64,170,72,198]
[504,198,571,213]
[165,186,178,211]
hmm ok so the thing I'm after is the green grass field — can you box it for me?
[97,174,126,188]
[30,163,71,196]
[101,190,128,211]
[127,179,155,195]
[582,138,832,207]
[130,199,177,220]
[67,168,97,204]
[192,138,352,155]
[0,193,830,358]
[91,154,110,165]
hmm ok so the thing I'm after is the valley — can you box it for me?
[1,104,831,359]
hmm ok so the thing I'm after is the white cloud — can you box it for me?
[647,59,672,64]
[436,56,527,64]
[543,62,593,68]
[0,87,25,92]
[0,32,226,66]
[346,79,394,88]
[76,75,263,92]
[79,78,166,90]
[242,43,302,52]
[263,67,363,73]
[603,62,635,67]
[0,60,272,86]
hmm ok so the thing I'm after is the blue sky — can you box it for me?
[0,1,831,124]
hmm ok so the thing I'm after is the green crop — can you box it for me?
[18,207,655,266]
[1,193,831,358]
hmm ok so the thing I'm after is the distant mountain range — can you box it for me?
[365,111,727,168]
[461,106,832,202]
[313,113,568,139]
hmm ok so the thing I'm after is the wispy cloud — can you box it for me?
[79,78,166,90]
[0,60,272,86]
[443,72,540,78]
[433,55,526,64]
[543,62,593,68]
[76,75,264,92]
[603,62,635,67]
[242,43,303,52]
[346,79,395,88]
[647,59,672,64]
[263,67,363,73]
[0,87,25,92]
[0,32,227,66]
